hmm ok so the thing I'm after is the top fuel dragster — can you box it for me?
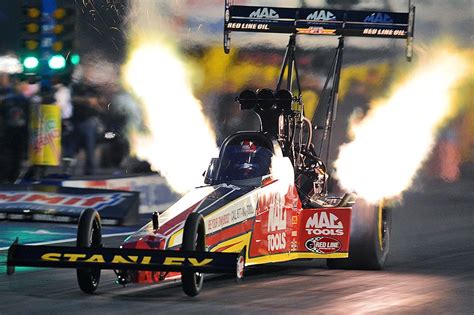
[7,1,415,296]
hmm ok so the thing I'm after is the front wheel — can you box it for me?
[327,199,392,270]
[76,208,102,293]
[181,213,206,297]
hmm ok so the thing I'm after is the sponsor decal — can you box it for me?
[231,205,255,222]
[267,194,286,251]
[363,13,393,23]
[206,200,255,234]
[297,27,335,35]
[363,28,406,36]
[290,239,298,251]
[305,211,344,236]
[306,10,336,21]
[292,215,298,225]
[40,252,213,266]
[208,213,231,231]
[249,8,279,19]
[227,22,269,30]
[0,191,132,213]
[305,236,341,254]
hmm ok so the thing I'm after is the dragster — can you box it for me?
[7,1,415,296]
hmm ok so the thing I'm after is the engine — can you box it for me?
[236,88,328,206]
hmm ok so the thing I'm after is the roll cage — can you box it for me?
[204,132,281,185]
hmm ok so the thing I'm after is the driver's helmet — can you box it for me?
[236,140,259,177]
[219,139,272,181]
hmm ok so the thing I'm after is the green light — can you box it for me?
[48,55,66,70]
[23,56,39,70]
[70,54,80,65]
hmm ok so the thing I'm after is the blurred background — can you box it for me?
[0,0,472,193]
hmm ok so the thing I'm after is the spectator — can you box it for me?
[0,73,13,101]
[70,79,105,175]
[52,75,74,159]
[0,76,30,182]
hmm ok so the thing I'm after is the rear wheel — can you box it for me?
[327,199,392,270]
[181,213,206,297]
[76,208,102,293]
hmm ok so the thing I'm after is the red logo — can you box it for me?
[305,236,341,254]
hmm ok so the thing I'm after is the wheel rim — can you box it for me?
[236,255,245,279]
[89,219,101,286]
[193,231,204,288]
[194,272,203,286]
[379,206,389,251]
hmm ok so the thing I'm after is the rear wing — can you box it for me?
[223,1,416,59]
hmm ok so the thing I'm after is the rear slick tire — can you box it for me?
[181,213,206,297]
[76,208,102,294]
[327,199,392,270]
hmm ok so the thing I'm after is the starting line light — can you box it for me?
[23,56,39,70]
[20,2,78,75]
[70,54,80,65]
[48,55,66,70]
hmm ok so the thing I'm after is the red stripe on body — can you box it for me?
[160,201,201,236]
[207,218,254,249]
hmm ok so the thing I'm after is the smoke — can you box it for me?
[334,45,470,203]
[123,1,217,194]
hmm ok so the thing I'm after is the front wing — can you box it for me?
[7,239,239,276]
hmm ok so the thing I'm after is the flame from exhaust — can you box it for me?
[334,48,469,203]
[123,4,216,194]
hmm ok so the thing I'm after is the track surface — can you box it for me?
[0,175,473,314]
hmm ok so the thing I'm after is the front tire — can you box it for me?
[327,199,391,270]
[181,213,206,297]
[76,208,102,293]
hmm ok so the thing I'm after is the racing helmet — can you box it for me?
[219,140,271,180]
[235,140,259,178]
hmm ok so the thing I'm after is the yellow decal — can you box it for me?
[84,255,105,263]
[163,257,186,265]
[246,252,349,265]
[111,255,138,263]
[141,256,152,264]
[211,233,250,254]
[63,253,86,262]
[167,230,183,248]
[188,258,213,266]
[38,253,215,267]
[41,253,61,261]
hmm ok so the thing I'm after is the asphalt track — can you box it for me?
[0,174,473,314]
